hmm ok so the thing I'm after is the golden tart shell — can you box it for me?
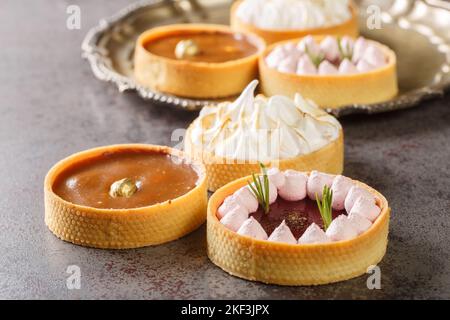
[44,144,207,249]
[207,174,390,286]
[134,24,266,99]
[259,36,398,109]
[230,0,359,45]
[184,126,344,192]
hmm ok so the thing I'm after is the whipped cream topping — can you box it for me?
[268,220,297,244]
[265,35,389,76]
[218,170,382,244]
[188,80,341,162]
[236,0,351,30]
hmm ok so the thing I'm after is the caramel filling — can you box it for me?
[53,149,199,209]
[144,31,259,63]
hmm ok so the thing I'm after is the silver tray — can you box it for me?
[82,0,450,116]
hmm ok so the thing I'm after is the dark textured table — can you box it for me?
[1,0,449,299]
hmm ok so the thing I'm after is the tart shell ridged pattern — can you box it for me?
[44,144,207,249]
[259,37,398,109]
[184,127,344,192]
[230,1,359,45]
[134,24,265,99]
[207,174,390,286]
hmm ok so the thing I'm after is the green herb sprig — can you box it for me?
[337,37,353,61]
[315,185,333,230]
[305,45,325,68]
[247,163,270,214]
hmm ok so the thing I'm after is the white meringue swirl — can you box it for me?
[187,80,341,162]
[236,0,351,30]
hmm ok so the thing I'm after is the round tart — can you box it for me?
[207,169,390,285]
[259,35,398,109]
[134,24,266,99]
[184,80,344,192]
[230,0,359,45]
[44,144,207,249]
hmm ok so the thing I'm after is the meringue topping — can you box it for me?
[237,217,268,240]
[268,220,297,244]
[188,80,341,162]
[298,223,330,244]
[236,0,352,31]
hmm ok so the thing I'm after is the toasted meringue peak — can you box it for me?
[318,60,339,75]
[189,81,341,162]
[236,0,351,30]
[233,186,259,213]
[307,170,335,200]
[331,175,354,210]
[237,217,268,240]
[339,59,358,74]
[344,186,375,213]
[347,211,372,235]
[278,169,308,201]
[268,220,297,244]
[296,55,317,75]
[298,223,330,244]
[267,167,286,189]
[349,197,381,222]
[217,196,249,219]
[320,36,340,61]
[326,215,358,241]
[220,206,249,232]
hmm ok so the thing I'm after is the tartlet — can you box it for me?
[259,35,398,109]
[134,24,266,99]
[184,80,344,192]
[44,144,207,249]
[207,170,390,285]
[230,0,359,45]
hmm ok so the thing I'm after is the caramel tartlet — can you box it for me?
[207,170,390,285]
[230,0,359,45]
[134,24,265,99]
[45,144,207,249]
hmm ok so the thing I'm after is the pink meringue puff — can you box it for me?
[307,171,335,200]
[217,196,248,220]
[278,169,308,201]
[362,45,386,68]
[220,206,249,232]
[297,35,320,58]
[267,167,286,189]
[268,220,297,244]
[339,59,358,74]
[298,223,330,244]
[320,36,340,61]
[296,55,317,75]
[233,186,259,213]
[356,59,375,72]
[344,186,375,213]
[349,197,381,222]
[277,56,297,74]
[325,215,358,241]
[237,216,268,240]
[347,211,372,235]
[352,37,369,62]
[318,60,338,75]
[331,175,354,210]
[265,46,286,69]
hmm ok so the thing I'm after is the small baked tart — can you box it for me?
[184,80,344,192]
[44,144,207,249]
[259,35,398,109]
[134,24,265,99]
[231,0,359,45]
[208,169,390,285]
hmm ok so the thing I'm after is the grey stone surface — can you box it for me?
[0,0,449,299]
